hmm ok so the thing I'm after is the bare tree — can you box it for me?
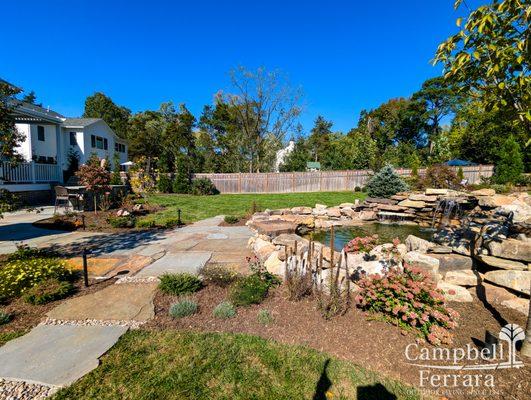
[224,66,303,172]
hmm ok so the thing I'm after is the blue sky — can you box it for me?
[1,0,481,134]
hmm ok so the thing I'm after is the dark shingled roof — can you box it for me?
[62,118,101,127]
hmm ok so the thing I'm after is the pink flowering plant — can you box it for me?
[355,264,459,345]
[344,235,378,254]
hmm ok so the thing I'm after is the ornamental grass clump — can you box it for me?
[257,309,273,325]
[159,273,203,296]
[0,311,11,325]
[169,298,198,318]
[213,301,236,319]
[355,264,459,345]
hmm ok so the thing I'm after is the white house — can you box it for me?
[12,102,128,172]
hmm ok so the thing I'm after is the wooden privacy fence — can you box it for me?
[194,165,494,194]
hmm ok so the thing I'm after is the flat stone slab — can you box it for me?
[206,233,228,239]
[191,238,249,252]
[0,324,127,387]
[47,283,157,321]
[135,252,211,277]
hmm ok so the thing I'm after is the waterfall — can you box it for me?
[431,198,462,229]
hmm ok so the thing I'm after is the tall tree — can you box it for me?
[0,80,23,161]
[199,96,247,173]
[83,92,131,138]
[308,116,333,162]
[411,77,459,152]
[279,135,311,172]
[223,66,303,172]
[434,0,530,132]
[127,110,164,172]
[164,104,197,179]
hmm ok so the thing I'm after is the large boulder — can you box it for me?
[326,207,342,218]
[478,194,515,208]
[359,210,377,221]
[444,270,479,287]
[484,270,531,295]
[437,281,474,302]
[426,188,449,195]
[487,238,531,262]
[398,199,426,209]
[264,251,283,276]
[369,243,407,260]
[471,188,496,196]
[405,235,434,253]
[500,298,529,316]
[291,206,312,215]
[356,260,387,276]
[250,220,298,236]
[429,253,473,273]
[468,282,518,304]
[253,238,277,261]
[403,251,440,282]
[477,255,528,271]
[272,233,308,248]
[409,194,438,202]
[339,203,356,208]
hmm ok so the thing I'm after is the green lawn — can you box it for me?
[141,191,366,225]
[53,330,418,400]
[0,331,25,346]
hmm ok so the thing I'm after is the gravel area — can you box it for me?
[0,378,57,400]
[115,276,160,284]
[43,318,144,329]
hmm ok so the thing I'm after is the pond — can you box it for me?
[310,223,434,250]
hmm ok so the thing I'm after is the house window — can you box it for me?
[37,126,45,141]
[115,143,126,153]
[69,132,77,146]
[91,134,108,150]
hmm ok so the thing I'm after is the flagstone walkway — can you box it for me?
[0,215,253,398]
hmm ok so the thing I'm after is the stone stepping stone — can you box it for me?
[191,238,249,252]
[47,283,157,321]
[135,252,211,277]
[0,324,127,387]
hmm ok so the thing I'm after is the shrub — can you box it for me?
[230,274,270,306]
[421,164,460,189]
[490,183,511,194]
[0,311,12,325]
[457,167,464,182]
[157,174,173,193]
[494,135,524,184]
[191,178,219,196]
[0,257,72,301]
[107,215,136,228]
[365,164,408,198]
[199,264,240,287]
[354,186,361,192]
[224,215,240,225]
[355,264,459,345]
[172,169,191,194]
[135,218,156,228]
[213,301,236,319]
[0,188,20,216]
[75,154,111,213]
[158,273,203,296]
[169,298,198,318]
[7,244,50,261]
[162,218,180,228]
[23,279,74,305]
[257,309,273,325]
[247,255,281,287]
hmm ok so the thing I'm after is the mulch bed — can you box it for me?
[146,284,531,400]
[33,204,164,233]
[0,278,115,336]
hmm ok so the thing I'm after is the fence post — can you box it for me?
[238,173,242,193]
[319,171,322,192]
[292,172,295,192]
[31,161,36,183]
[265,173,269,193]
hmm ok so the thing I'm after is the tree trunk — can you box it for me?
[521,280,531,358]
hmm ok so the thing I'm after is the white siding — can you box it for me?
[79,120,128,167]
[62,129,84,170]
[14,123,32,161]
[30,124,58,162]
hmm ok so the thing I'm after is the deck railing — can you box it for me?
[0,161,62,184]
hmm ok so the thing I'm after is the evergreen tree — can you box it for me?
[365,164,408,198]
[494,136,524,184]
[83,92,131,138]
[308,116,332,162]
